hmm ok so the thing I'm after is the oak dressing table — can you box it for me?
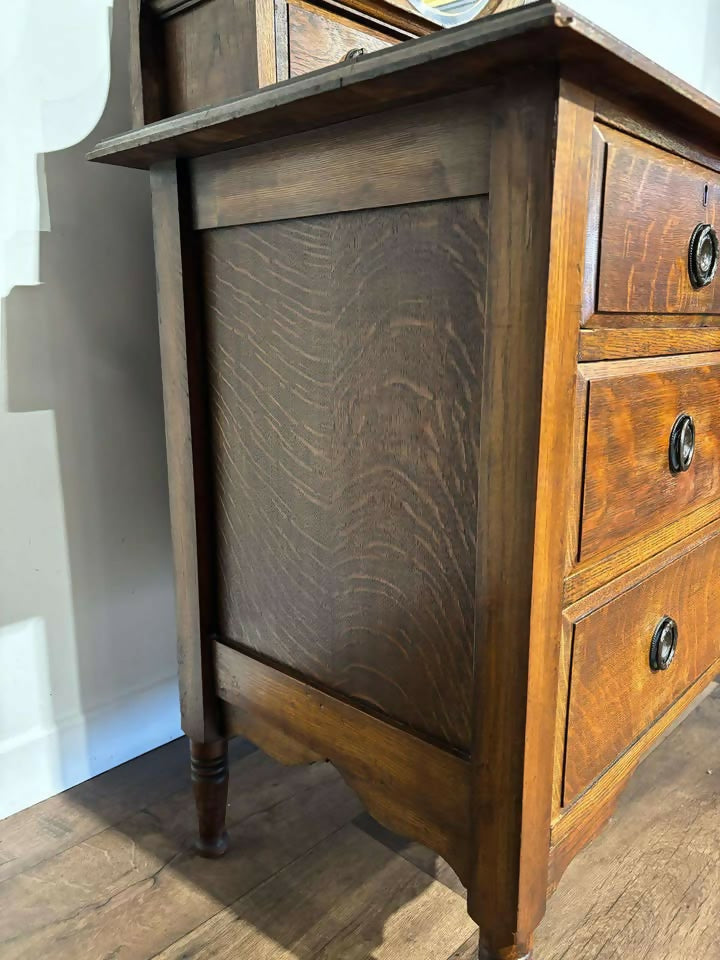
[91,4,720,956]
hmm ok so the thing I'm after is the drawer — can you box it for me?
[564,532,720,804]
[597,127,720,316]
[288,1,398,78]
[577,354,720,562]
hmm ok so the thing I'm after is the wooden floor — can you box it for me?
[1,686,718,960]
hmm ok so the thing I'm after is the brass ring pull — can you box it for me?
[688,222,719,288]
[650,616,678,672]
[668,413,695,474]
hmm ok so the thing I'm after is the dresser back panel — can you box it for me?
[163,0,267,116]
[201,197,487,750]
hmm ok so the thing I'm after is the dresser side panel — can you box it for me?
[202,197,487,751]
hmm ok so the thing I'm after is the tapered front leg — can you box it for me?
[477,944,533,960]
[190,739,229,857]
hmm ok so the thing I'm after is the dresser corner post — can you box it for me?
[149,157,228,849]
[467,72,596,957]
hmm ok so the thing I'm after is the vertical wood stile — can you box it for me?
[150,160,220,743]
[468,77,595,957]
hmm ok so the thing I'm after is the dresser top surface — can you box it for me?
[90,0,720,169]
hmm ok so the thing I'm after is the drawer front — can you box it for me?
[598,127,720,315]
[288,2,397,78]
[565,532,720,803]
[579,354,720,562]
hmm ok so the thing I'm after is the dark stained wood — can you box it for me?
[163,0,266,115]
[190,739,230,857]
[597,127,720,316]
[150,161,219,744]
[89,3,720,171]
[564,532,720,802]
[204,198,487,750]
[577,353,720,562]
[288,0,397,78]
[129,0,168,127]
[149,0,210,14]
[467,77,593,959]
[95,7,720,956]
[214,640,472,882]
[191,90,490,229]
[578,327,720,360]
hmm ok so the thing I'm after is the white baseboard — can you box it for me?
[0,675,182,820]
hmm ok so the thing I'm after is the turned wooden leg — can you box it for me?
[190,739,229,857]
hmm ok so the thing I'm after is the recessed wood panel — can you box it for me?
[288,2,397,78]
[164,0,264,115]
[578,353,720,562]
[203,198,487,749]
[597,126,720,316]
[564,532,720,803]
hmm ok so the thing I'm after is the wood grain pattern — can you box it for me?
[288,0,396,77]
[577,353,720,562]
[214,641,472,882]
[566,512,720,625]
[150,161,220,743]
[255,0,278,87]
[564,532,720,802]
[204,198,487,750]
[467,76,592,958]
[564,497,720,604]
[90,4,720,171]
[542,686,720,957]
[129,0,167,127]
[598,126,720,316]
[595,90,720,175]
[578,327,720,360]
[191,90,490,229]
[549,673,719,890]
[164,0,264,115]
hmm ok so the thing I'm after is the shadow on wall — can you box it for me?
[0,0,180,820]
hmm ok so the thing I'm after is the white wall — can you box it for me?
[0,0,180,820]
[571,0,720,99]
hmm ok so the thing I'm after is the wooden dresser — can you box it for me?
[91,3,720,957]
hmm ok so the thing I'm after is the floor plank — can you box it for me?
[353,812,465,896]
[0,755,361,960]
[0,738,253,883]
[152,825,474,960]
[0,687,718,960]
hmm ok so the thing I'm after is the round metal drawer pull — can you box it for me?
[669,413,695,473]
[650,616,678,672]
[688,222,719,288]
